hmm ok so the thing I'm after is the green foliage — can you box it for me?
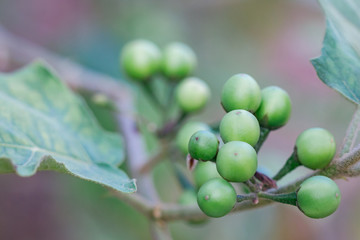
[311,0,360,104]
[0,62,136,193]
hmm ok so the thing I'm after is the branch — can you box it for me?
[338,105,360,157]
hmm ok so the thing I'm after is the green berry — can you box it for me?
[221,74,261,113]
[162,42,197,80]
[297,176,341,218]
[219,110,260,146]
[188,130,219,161]
[120,39,161,80]
[193,161,222,189]
[296,128,336,170]
[176,77,210,113]
[197,178,237,218]
[255,86,292,129]
[176,122,210,154]
[216,141,257,182]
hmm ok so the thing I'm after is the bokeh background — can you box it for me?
[0,0,358,239]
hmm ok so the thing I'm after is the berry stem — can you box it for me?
[236,194,256,202]
[273,152,301,181]
[257,192,297,206]
[141,82,167,112]
[254,127,270,152]
[157,111,188,137]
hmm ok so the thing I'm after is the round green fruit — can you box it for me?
[120,39,161,80]
[197,178,237,218]
[188,130,219,161]
[176,122,210,154]
[216,141,257,182]
[221,74,261,113]
[176,77,210,113]
[297,176,341,219]
[296,128,336,169]
[162,42,197,80]
[193,161,222,189]
[255,86,292,129]
[219,110,260,146]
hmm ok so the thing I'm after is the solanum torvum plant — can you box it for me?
[1,1,360,238]
[119,37,345,220]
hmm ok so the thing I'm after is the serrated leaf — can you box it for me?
[311,0,360,104]
[0,61,136,193]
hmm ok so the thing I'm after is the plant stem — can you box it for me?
[273,152,301,181]
[339,105,360,157]
[257,192,297,206]
[157,111,188,137]
[141,82,167,112]
[237,194,256,202]
[254,128,270,152]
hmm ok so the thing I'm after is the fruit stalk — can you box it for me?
[257,192,297,206]
[273,152,301,181]
[254,127,270,152]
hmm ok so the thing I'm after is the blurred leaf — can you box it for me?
[311,0,360,104]
[0,61,136,193]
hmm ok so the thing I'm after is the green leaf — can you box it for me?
[0,61,136,193]
[311,0,360,104]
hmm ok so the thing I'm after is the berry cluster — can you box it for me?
[120,40,341,221]
[120,40,210,114]
[183,74,340,219]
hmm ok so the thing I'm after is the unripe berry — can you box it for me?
[188,130,219,161]
[193,161,222,189]
[221,74,261,113]
[216,141,257,182]
[255,86,292,129]
[297,176,341,218]
[176,77,210,113]
[197,178,237,218]
[296,128,336,169]
[120,39,161,80]
[162,42,197,80]
[176,122,210,154]
[219,110,260,146]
